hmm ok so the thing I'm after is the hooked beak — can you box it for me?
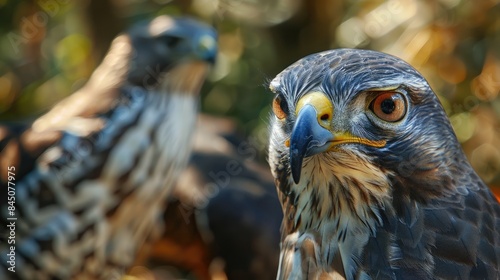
[290,104,333,184]
[289,92,386,184]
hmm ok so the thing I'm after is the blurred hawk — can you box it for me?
[267,49,500,279]
[132,115,282,280]
[0,16,216,279]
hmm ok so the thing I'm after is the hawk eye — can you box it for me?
[370,92,406,122]
[157,35,182,48]
[272,94,288,120]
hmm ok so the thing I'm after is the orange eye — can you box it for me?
[272,94,288,119]
[370,92,406,122]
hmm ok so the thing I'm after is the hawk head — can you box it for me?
[32,15,218,135]
[126,16,217,91]
[268,49,479,236]
[266,48,500,280]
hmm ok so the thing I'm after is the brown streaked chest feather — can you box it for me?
[273,147,393,279]
[2,89,197,279]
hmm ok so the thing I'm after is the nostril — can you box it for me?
[320,114,329,121]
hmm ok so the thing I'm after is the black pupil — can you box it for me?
[279,96,288,114]
[380,98,395,114]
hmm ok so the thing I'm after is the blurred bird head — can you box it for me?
[95,15,217,95]
[268,49,473,229]
[32,15,217,135]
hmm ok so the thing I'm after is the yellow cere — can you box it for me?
[199,35,217,54]
[295,91,333,128]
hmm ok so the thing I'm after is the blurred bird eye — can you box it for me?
[157,35,182,48]
[370,92,406,122]
[273,94,288,119]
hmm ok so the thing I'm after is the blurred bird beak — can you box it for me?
[289,92,385,183]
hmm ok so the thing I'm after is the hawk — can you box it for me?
[0,16,216,279]
[267,49,500,279]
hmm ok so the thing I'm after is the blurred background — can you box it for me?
[0,0,499,278]
[1,0,499,187]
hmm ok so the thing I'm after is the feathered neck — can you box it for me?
[275,146,394,279]
[280,148,392,235]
